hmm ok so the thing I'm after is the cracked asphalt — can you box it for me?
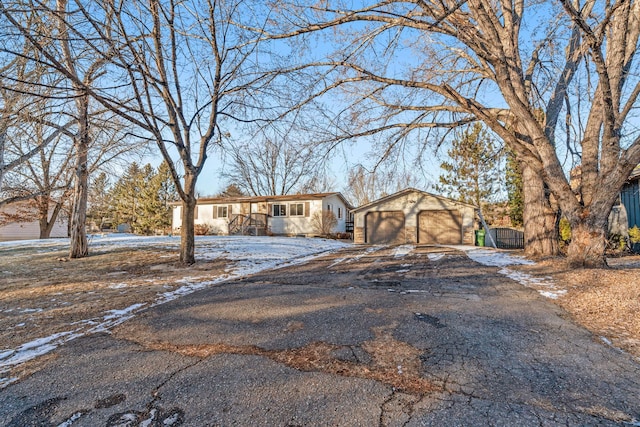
[1,245,640,426]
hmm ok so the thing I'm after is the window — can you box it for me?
[289,203,304,216]
[327,204,332,211]
[338,207,342,219]
[194,205,199,220]
[217,206,228,218]
[273,204,286,216]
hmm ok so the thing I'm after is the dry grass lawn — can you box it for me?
[512,255,640,359]
[0,245,228,350]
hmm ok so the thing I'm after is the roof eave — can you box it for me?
[352,187,477,212]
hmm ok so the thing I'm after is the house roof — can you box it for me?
[351,187,478,212]
[630,165,640,181]
[172,192,354,209]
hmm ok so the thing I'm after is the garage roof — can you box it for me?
[352,187,477,212]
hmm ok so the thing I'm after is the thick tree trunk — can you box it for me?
[566,222,608,268]
[179,173,197,265]
[69,96,89,258]
[521,163,559,258]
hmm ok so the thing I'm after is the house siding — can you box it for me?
[622,179,640,228]
[0,220,68,241]
[172,193,352,236]
[0,204,68,241]
[270,199,322,235]
[172,203,240,235]
[269,196,350,235]
[324,194,349,233]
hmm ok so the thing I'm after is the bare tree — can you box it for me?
[1,0,111,257]
[1,0,300,264]
[224,136,320,196]
[0,16,72,196]
[3,120,74,238]
[298,171,337,194]
[267,0,640,267]
[344,164,420,207]
[344,166,378,207]
[3,107,139,238]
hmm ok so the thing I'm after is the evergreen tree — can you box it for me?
[110,162,145,231]
[217,184,246,198]
[435,123,503,211]
[136,162,177,234]
[109,162,178,235]
[505,150,524,227]
[87,172,111,230]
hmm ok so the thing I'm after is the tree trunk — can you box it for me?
[566,222,607,268]
[521,163,559,258]
[0,129,5,191]
[69,95,89,259]
[39,203,53,239]
[179,172,197,264]
[38,198,64,239]
[180,195,196,265]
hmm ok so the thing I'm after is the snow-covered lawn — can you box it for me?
[0,235,349,388]
[446,245,567,299]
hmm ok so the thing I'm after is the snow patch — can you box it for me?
[0,329,83,384]
[427,253,445,261]
[328,257,347,267]
[393,245,414,258]
[20,308,43,313]
[57,411,85,427]
[466,249,533,267]
[90,303,147,333]
[459,248,565,299]
[345,246,384,263]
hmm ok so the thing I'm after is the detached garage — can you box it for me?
[353,188,477,245]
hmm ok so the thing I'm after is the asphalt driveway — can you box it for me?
[1,245,639,426]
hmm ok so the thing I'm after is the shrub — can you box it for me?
[311,210,338,236]
[194,224,212,235]
[629,226,640,244]
[559,217,571,243]
[607,234,628,253]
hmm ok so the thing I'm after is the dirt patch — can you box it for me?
[512,256,640,358]
[135,323,438,395]
[0,247,229,349]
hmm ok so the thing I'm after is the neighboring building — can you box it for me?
[171,193,353,236]
[621,165,640,229]
[0,202,68,241]
[352,188,477,245]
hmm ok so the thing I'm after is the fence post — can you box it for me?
[476,209,497,248]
